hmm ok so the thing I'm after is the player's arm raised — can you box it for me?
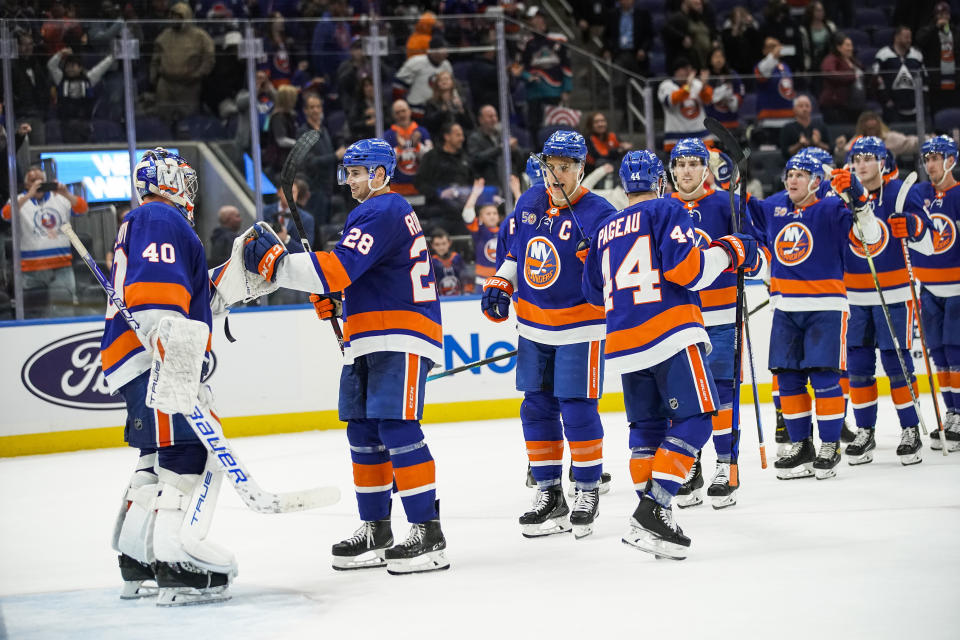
[889,183,937,255]
[657,207,757,291]
[830,167,882,244]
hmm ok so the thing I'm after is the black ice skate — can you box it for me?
[566,467,613,496]
[775,437,816,479]
[154,561,231,606]
[706,462,737,509]
[622,496,691,560]
[331,518,393,570]
[519,486,571,538]
[384,520,449,575]
[775,410,791,457]
[570,487,599,539]
[845,427,876,466]
[840,421,857,443]
[930,412,960,451]
[813,440,841,479]
[896,426,923,466]
[118,554,157,599]
[676,458,703,508]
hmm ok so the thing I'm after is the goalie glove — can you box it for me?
[309,293,342,320]
[208,223,281,310]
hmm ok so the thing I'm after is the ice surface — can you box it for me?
[1,402,958,639]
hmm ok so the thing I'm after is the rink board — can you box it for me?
[0,286,929,456]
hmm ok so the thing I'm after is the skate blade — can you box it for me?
[776,463,814,480]
[332,549,388,571]
[120,581,158,599]
[521,517,572,538]
[815,467,837,480]
[899,452,923,466]
[386,550,450,575]
[572,523,595,540]
[621,530,688,560]
[675,490,703,509]
[847,452,874,466]
[156,586,230,607]
[710,494,737,510]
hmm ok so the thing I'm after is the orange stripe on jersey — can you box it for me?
[839,375,850,396]
[849,385,878,404]
[951,371,960,392]
[514,299,605,327]
[814,396,845,417]
[125,281,191,314]
[72,197,89,214]
[686,345,716,412]
[699,286,737,308]
[343,310,442,343]
[771,375,779,394]
[588,340,601,398]
[757,108,793,120]
[913,266,960,284]
[890,382,918,406]
[663,248,703,287]
[393,460,435,492]
[466,218,479,233]
[21,255,73,271]
[771,277,845,296]
[569,438,602,463]
[315,251,352,291]
[839,311,849,369]
[526,440,564,462]
[843,269,909,290]
[606,304,704,355]
[1,203,10,220]
[475,264,496,278]
[101,329,143,371]
[652,448,695,482]
[156,410,172,447]
[353,461,394,488]
[670,88,690,104]
[780,392,812,415]
[629,457,653,485]
[712,407,732,431]
[404,353,420,420]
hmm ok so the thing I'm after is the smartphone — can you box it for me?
[38,182,59,192]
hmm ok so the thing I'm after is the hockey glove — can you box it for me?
[482,276,514,322]
[576,237,591,264]
[888,212,925,240]
[243,223,288,282]
[711,233,759,273]
[309,293,342,320]
[830,168,868,206]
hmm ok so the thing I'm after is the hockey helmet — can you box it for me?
[782,151,825,183]
[850,136,888,164]
[619,150,665,195]
[669,137,710,167]
[338,138,397,184]
[799,146,834,168]
[134,148,198,224]
[525,155,545,187]
[541,130,587,163]
[921,134,959,162]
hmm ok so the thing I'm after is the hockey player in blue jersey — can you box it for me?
[244,139,449,574]
[481,131,618,539]
[497,156,545,269]
[582,150,758,558]
[105,148,236,605]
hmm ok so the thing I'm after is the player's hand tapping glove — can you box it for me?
[309,293,342,320]
[576,237,591,264]
[481,276,514,322]
[711,233,759,273]
[888,212,926,240]
[830,168,868,206]
[243,224,288,282]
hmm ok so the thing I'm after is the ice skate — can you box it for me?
[154,561,232,606]
[526,463,536,488]
[118,554,157,599]
[845,428,876,466]
[384,520,449,575]
[570,487,599,539]
[930,411,959,451]
[775,437,815,479]
[896,426,923,466]
[566,467,612,496]
[707,462,737,509]
[775,410,791,457]
[840,421,856,443]
[622,496,690,560]
[519,486,571,538]
[331,519,393,570]
[675,458,703,508]
[813,441,841,479]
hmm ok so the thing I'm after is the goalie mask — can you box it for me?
[135,148,198,224]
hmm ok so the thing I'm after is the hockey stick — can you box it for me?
[895,172,948,454]
[829,167,930,437]
[426,349,518,382]
[281,129,345,354]
[748,298,769,317]
[743,307,768,468]
[62,222,341,513]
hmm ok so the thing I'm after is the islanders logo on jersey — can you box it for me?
[483,238,497,263]
[524,236,561,289]
[848,220,889,258]
[34,207,61,233]
[778,73,796,101]
[929,213,956,254]
[775,222,813,266]
[692,227,712,248]
[680,99,701,120]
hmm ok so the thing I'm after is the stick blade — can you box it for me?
[241,485,341,513]
[704,116,749,164]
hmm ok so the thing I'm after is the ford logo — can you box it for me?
[21,330,217,411]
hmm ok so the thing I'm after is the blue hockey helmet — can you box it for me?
[782,151,826,183]
[619,150,666,195]
[669,137,710,167]
[921,134,959,162]
[134,147,197,223]
[799,146,834,168]
[850,135,888,163]
[525,155,545,187]
[541,130,587,163]
[338,138,397,184]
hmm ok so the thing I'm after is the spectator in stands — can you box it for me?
[150,3,215,121]
[833,110,921,163]
[754,37,798,134]
[520,7,573,133]
[721,6,764,75]
[296,92,345,227]
[583,112,632,178]
[46,47,114,143]
[779,94,830,159]
[916,2,960,116]
[873,26,925,123]
[262,84,300,181]
[704,46,745,131]
[208,205,243,267]
[261,11,300,88]
[384,99,433,195]
[466,104,524,194]
[336,36,394,115]
[407,10,438,58]
[430,228,472,297]
[0,120,30,207]
[2,167,89,312]
[11,30,49,145]
[310,0,351,85]
[395,34,453,117]
[574,2,606,44]
[658,57,712,151]
[466,29,501,113]
[759,0,805,73]
[819,33,865,124]
[416,121,474,232]
[798,1,837,72]
[348,76,379,141]
[202,29,245,121]
[422,70,474,140]
[602,0,654,89]
[663,0,718,71]
[462,178,501,289]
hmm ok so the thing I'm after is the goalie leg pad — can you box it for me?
[114,451,161,598]
[146,316,210,416]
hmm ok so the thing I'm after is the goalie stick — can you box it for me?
[281,129,345,354]
[62,222,341,513]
